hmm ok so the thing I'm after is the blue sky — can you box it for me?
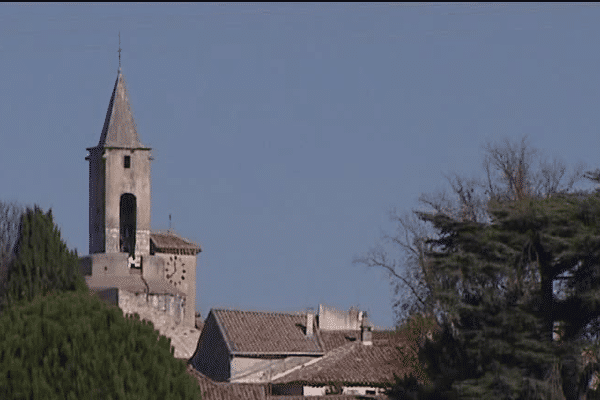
[2,3,600,329]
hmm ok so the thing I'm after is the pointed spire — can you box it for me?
[96,68,146,149]
[90,37,148,150]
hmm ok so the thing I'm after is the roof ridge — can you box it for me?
[213,308,308,316]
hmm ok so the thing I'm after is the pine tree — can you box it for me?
[407,192,600,399]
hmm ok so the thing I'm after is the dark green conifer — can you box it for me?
[408,193,600,399]
[0,290,203,399]
[1,206,87,311]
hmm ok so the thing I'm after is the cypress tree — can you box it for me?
[1,206,87,310]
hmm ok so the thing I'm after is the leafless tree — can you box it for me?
[420,172,489,224]
[354,209,437,323]
[483,135,586,202]
[0,201,24,301]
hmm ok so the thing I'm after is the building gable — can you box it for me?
[190,311,232,381]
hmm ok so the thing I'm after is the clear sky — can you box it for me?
[2,3,600,329]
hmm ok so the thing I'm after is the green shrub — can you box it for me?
[0,290,203,399]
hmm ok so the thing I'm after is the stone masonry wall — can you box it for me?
[90,289,200,360]
[118,289,185,331]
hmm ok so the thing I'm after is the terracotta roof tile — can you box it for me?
[318,329,407,352]
[319,330,360,352]
[272,340,415,386]
[186,365,266,400]
[185,365,391,400]
[267,396,388,400]
[150,231,201,254]
[213,309,324,355]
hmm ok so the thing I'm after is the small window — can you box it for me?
[124,155,131,168]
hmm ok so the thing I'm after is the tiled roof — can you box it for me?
[272,339,415,386]
[150,231,201,254]
[186,364,266,400]
[185,364,390,400]
[267,396,388,400]
[318,329,405,352]
[213,309,324,355]
[96,68,147,150]
[318,330,360,352]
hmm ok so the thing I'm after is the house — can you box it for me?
[189,308,324,383]
[270,334,410,397]
[184,364,388,400]
[189,304,412,398]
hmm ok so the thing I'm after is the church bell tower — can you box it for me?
[85,66,152,263]
[81,43,201,335]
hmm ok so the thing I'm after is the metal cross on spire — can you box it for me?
[118,32,122,69]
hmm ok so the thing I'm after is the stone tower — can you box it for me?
[86,67,151,263]
[80,66,201,350]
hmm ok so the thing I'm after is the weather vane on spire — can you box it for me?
[118,32,122,69]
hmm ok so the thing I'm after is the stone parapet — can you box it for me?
[119,289,185,329]
[83,252,130,277]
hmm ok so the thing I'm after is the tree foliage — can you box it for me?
[0,290,203,399]
[357,135,588,325]
[0,205,88,312]
[384,192,600,399]
[365,136,600,398]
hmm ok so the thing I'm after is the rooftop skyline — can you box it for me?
[2,3,600,328]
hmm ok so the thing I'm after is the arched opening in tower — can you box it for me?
[120,193,137,257]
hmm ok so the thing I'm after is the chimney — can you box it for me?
[306,309,314,337]
[361,312,372,346]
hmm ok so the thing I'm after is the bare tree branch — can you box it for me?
[0,201,24,300]
[359,135,593,327]
[353,210,436,324]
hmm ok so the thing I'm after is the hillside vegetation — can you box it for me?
[0,205,203,399]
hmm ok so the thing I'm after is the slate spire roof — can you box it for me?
[96,67,148,149]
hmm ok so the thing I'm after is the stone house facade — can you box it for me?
[190,308,324,383]
[189,304,407,397]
